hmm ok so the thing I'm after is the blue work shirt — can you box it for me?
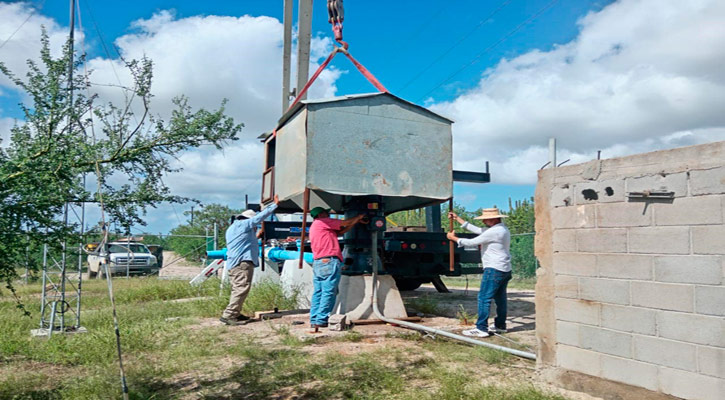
[225,204,278,270]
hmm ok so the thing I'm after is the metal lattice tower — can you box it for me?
[34,201,87,337]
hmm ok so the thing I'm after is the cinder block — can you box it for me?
[690,167,725,195]
[695,285,725,316]
[556,344,601,377]
[692,225,725,255]
[655,255,722,285]
[626,172,688,197]
[579,278,630,305]
[600,355,658,391]
[600,304,656,335]
[633,335,697,372]
[577,229,627,253]
[556,321,580,346]
[553,253,596,277]
[657,311,725,347]
[551,184,574,207]
[658,366,725,400]
[579,325,632,358]
[598,254,653,280]
[628,227,690,254]
[553,229,577,252]
[697,345,725,379]
[574,179,625,204]
[554,275,578,298]
[596,202,651,228]
[654,196,723,226]
[555,298,600,326]
[632,281,693,312]
[552,205,595,229]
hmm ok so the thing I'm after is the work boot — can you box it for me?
[235,314,251,322]
[220,317,244,326]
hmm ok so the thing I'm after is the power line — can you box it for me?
[396,0,515,93]
[0,1,46,51]
[416,0,560,103]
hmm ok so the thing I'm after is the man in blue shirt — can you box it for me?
[220,194,279,325]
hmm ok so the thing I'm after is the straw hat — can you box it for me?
[473,207,508,220]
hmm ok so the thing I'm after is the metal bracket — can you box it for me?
[627,190,675,200]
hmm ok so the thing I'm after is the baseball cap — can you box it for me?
[310,207,330,218]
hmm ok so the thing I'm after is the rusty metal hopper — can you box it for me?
[262,92,452,214]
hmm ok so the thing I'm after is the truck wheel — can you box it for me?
[85,267,96,280]
[393,277,423,291]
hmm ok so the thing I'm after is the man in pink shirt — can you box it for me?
[308,207,367,328]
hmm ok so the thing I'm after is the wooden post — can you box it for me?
[299,188,311,269]
[449,198,454,272]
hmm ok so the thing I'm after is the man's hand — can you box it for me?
[273,194,280,206]
[446,231,459,242]
[256,227,265,239]
[448,212,465,225]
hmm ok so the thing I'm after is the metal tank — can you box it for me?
[262,92,453,213]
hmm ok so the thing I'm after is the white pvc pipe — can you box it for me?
[369,232,536,360]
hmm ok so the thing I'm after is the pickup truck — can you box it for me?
[86,241,159,278]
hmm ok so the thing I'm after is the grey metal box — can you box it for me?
[267,93,453,214]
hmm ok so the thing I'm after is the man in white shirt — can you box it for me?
[447,207,512,338]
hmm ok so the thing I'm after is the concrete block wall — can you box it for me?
[535,141,725,400]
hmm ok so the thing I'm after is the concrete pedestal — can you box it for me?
[334,275,408,320]
[31,326,88,338]
[252,259,283,285]
[279,259,314,308]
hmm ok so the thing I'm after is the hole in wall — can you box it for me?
[605,187,614,196]
[582,189,598,200]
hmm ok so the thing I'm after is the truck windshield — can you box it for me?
[108,244,150,254]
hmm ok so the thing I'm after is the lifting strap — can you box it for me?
[287,45,388,113]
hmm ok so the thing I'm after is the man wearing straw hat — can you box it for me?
[447,207,512,338]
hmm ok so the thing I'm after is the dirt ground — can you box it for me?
[184,282,601,400]
[159,251,206,279]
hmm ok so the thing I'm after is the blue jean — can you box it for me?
[309,257,342,325]
[476,268,512,331]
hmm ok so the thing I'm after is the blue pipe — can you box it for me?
[206,247,314,264]
[207,249,227,260]
[267,247,314,264]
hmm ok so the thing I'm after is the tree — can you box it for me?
[505,197,536,278]
[166,203,242,262]
[0,31,242,297]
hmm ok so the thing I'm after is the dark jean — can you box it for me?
[309,257,342,325]
[476,268,512,331]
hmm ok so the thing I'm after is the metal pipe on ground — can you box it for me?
[369,232,536,361]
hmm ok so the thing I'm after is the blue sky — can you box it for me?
[2,0,723,233]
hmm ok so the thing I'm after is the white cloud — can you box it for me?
[431,0,725,184]
[0,116,15,146]
[0,2,71,88]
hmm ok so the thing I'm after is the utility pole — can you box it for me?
[549,138,557,169]
[282,0,293,112]
[213,222,218,250]
[296,0,313,102]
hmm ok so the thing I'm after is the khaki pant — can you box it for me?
[222,261,255,319]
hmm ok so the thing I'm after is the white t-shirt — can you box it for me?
[456,222,512,272]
